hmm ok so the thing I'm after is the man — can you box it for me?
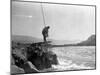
[42,26,50,42]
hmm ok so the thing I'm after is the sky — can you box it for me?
[12,1,95,41]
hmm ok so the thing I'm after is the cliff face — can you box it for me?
[77,35,96,46]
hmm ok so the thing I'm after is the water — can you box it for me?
[50,46,96,71]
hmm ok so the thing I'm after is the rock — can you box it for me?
[11,65,25,74]
[47,51,58,65]
[11,42,58,74]
[22,61,39,73]
[27,42,58,70]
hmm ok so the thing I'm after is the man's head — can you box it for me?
[46,26,50,29]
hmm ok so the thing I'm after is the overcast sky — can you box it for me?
[12,1,95,41]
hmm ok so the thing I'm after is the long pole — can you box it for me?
[41,1,46,27]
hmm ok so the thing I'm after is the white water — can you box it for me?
[50,46,95,71]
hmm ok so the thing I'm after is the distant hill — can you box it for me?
[12,35,96,46]
[12,35,43,43]
[77,35,96,46]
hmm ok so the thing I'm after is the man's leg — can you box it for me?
[44,36,46,42]
[43,35,46,42]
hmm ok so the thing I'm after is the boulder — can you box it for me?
[11,65,25,74]
[22,61,39,73]
[27,42,58,70]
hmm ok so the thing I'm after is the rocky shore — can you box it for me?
[11,42,58,74]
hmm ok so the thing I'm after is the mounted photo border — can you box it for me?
[10,0,96,74]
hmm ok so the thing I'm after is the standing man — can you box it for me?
[42,26,50,42]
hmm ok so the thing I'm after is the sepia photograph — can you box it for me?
[11,0,96,74]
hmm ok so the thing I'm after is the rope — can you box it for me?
[41,1,46,27]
